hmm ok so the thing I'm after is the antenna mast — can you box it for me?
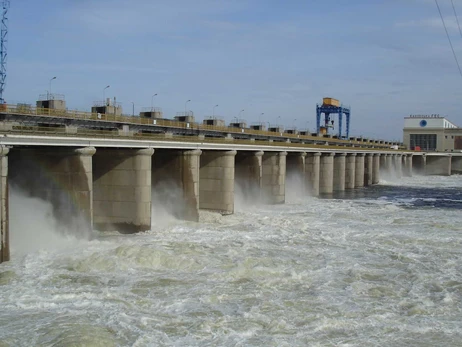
[0,0,9,104]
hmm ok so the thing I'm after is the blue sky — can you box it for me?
[6,0,462,140]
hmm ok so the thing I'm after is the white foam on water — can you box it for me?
[0,175,462,345]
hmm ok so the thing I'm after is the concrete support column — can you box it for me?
[426,155,451,176]
[372,153,380,184]
[333,153,346,191]
[93,148,154,233]
[319,152,335,194]
[235,151,263,204]
[403,154,413,177]
[151,149,201,222]
[286,152,306,193]
[393,155,402,178]
[305,152,321,196]
[0,147,9,263]
[364,153,373,186]
[412,155,426,175]
[262,151,287,204]
[200,150,236,214]
[355,153,365,188]
[379,154,387,173]
[452,156,462,174]
[345,153,356,189]
[385,154,393,173]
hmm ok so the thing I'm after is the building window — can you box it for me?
[410,134,437,151]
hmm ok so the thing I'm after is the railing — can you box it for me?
[38,93,65,101]
[0,104,403,149]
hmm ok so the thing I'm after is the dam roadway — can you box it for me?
[0,110,461,263]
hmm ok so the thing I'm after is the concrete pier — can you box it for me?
[333,152,346,191]
[345,153,356,189]
[262,151,287,204]
[452,156,462,174]
[320,152,335,194]
[200,150,236,214]
[412,155,426,175]
[364,153,373,186]
[403,154,413,177]
[372,153,380,184]
[305,152,321,196]
[152,149,201,221]
[355,153,365,188]
[9,147,96,233]
[93,148,154,233]
[385,154,393,174]
[235,151,263,204]
[426,155,451,176]
[0,147,9,263]
[393,154,402,178]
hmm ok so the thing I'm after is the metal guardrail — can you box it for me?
[0,104,404,149]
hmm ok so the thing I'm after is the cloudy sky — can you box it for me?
[6,0,462,140]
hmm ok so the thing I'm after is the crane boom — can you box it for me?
[0,0,9,104]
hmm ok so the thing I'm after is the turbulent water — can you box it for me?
[1,174,462,346]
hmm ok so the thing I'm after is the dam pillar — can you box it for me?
[200,150,236,214]
[262,151,287,204]
[333,152,346,191]
[403,154,413,177]
[386,154,393,174]
[319,152,335,194]
[235,151,263,204]
[0,147,9,263]
[412,155,426,175]
[393,154,402,178]
[286,152,306,193]
[93,148,154,233]
[151,149,201,222]
[305,152,321,196]
[364,153,373,186]
[372,153,380,184]
[379,154,387,174]
[355,153,365,188]
[345,153,356,189]
[426,155,451,176]
[9,146,96,235]
[452,155,462,174]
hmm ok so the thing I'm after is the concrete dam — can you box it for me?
[1,137,461,263]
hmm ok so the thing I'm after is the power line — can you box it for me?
[451,0,462,40]
[435,0,462,78]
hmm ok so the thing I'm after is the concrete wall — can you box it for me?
[345,153,356,189]
[320,153,335,194]
[305,152,321,196]
[452,156,462,174]
[235,151,263,204]
[152,149,201,222]
[262,152,287,204]
[412,155,426,175]
[0,147,9,263]
[9,147,95,235]
[93,148,154,233]
[200,150,236,213]
[355,153,365,188]
[372,154,380,184]
[333,153,346,191]
[426,155,451,176]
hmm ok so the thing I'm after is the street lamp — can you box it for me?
[49,76,56,99]
[259,112,264,124]
[277,115,281,126]
[293,118,297,129]
[151,93,157,110]
[103,85,110,105]
[213,104,218,117]
[131,101,135,116]
[185,99,191,115]
[238,109,244,119]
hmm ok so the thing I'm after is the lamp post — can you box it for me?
[293,118,297,129]
[259,112,264,124]
[213,104,218,117]
[238,109,244,120]
[103,85,110,105]
[277,115,281,127]
[185,99,191,115]
[49,76,56,99]
[151,93,157,110]
[131,101,134,116]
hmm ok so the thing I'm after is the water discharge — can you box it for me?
[1,175,462,346]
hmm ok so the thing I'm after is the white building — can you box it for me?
[403,115,461,152]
